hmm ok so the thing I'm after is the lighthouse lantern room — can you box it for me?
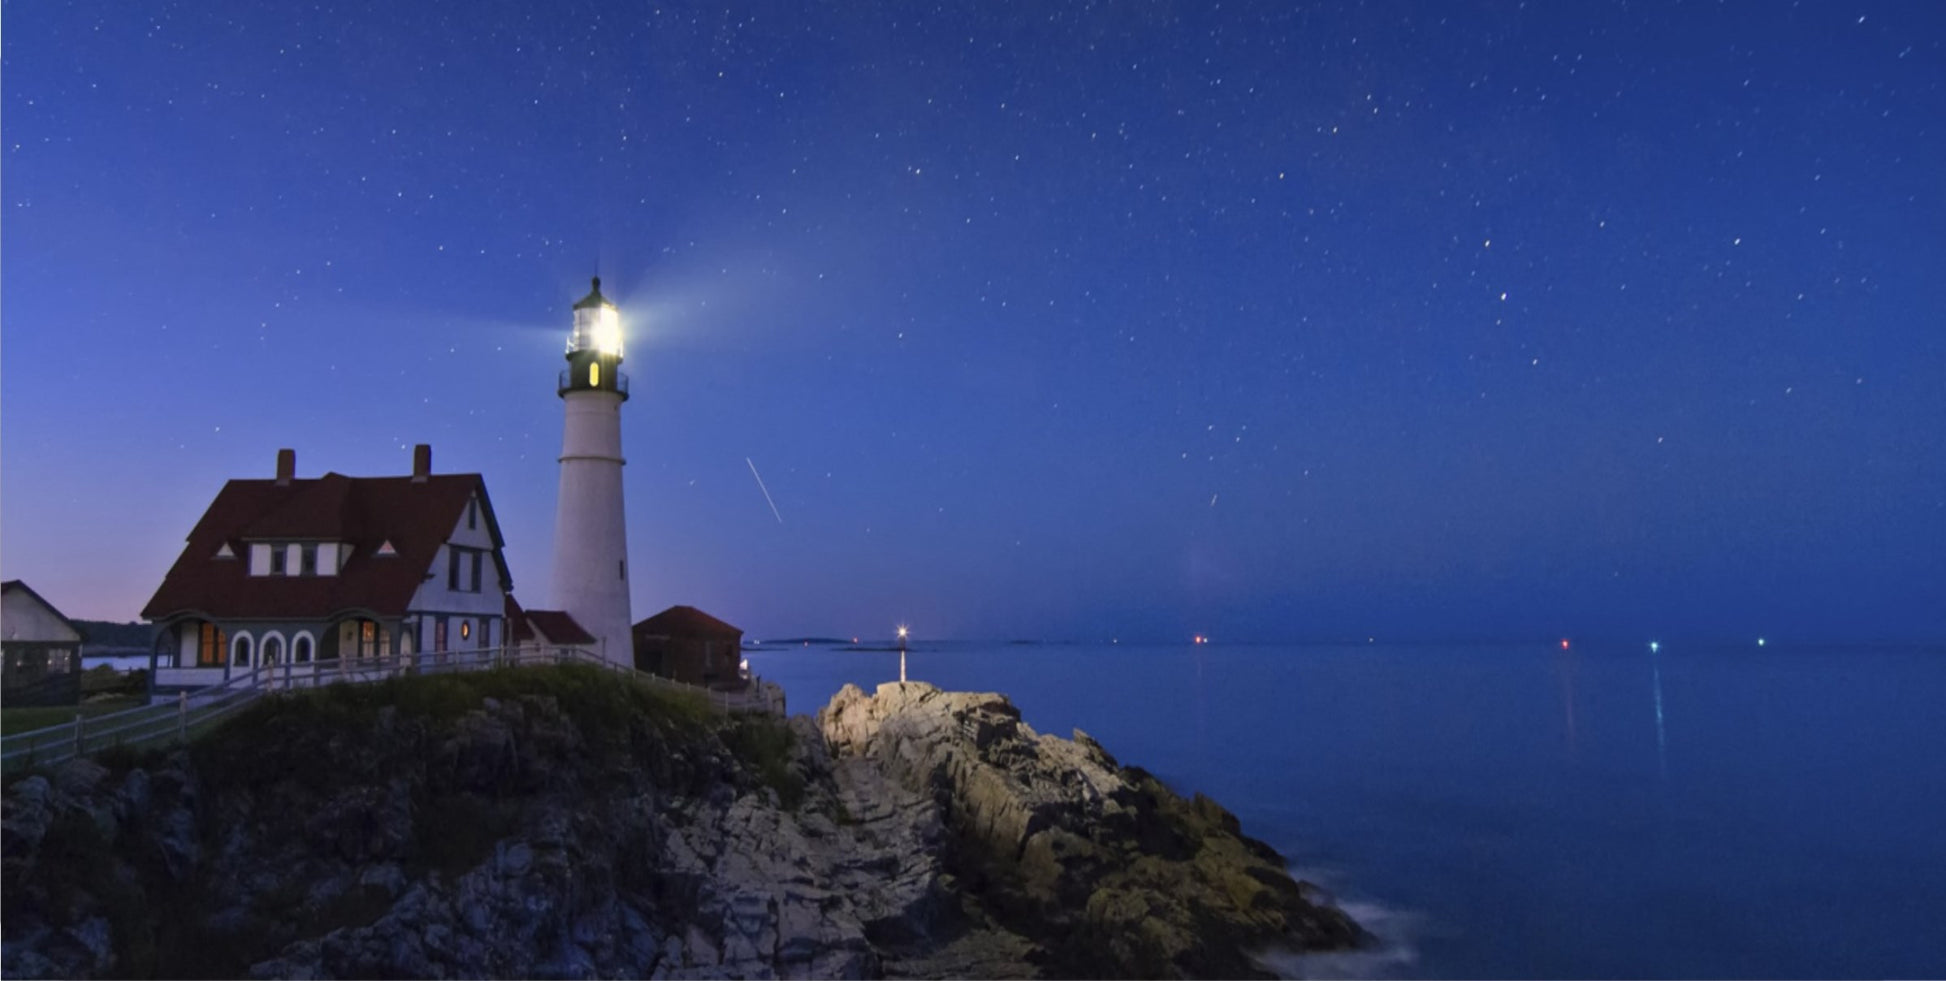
[549,277,634,666]
[561,278,629,398]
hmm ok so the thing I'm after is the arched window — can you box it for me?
[262,634,285,666]
[232,633,254,667]
[293,633,314,663]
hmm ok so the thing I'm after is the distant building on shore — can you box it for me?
[140,445,516,698]
[1,580,85,707]
[633,605,745,688]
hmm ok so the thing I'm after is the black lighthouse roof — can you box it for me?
[572,276,613,310]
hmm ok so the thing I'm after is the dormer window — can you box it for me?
[244,541,337,576]
[215,543,236,560]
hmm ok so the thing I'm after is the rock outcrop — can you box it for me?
[821,682,1362,978]
[1,666,1360,979]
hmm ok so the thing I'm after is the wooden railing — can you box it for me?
[0,643,782,773]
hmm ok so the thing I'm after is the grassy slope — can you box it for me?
[5,664,806,978]
[1,697,146,736]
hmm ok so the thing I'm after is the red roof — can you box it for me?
[522,609,594,645]
[141,472,507,622]
[505,594,533,641]
[634,605,742,638]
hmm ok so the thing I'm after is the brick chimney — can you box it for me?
[275,448,295,486]
[412,444,432,482]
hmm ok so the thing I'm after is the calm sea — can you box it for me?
[745,641,1946,979]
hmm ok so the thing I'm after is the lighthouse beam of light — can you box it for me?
[746,457,784,524]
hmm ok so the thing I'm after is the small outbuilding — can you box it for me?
[504,594,595,660]
[2,580,86,707]
[632,606,744,688]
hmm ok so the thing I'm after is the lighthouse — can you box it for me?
[549,277,634,666]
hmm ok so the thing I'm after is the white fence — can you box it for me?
[1,643,783,773]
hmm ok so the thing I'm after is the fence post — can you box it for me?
[73,712,85,758]
[178,692,188,743]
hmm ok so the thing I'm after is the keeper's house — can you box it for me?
[141,445,514,698]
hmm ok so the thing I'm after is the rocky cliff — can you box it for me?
[2,666,1360,979]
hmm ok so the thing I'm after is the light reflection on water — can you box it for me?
[748,640,1946,979]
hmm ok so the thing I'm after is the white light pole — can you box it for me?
[897,625,909,683]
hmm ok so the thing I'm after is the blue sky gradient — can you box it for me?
[4,0,1942,642]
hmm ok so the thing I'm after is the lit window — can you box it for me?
[460,621,471,641]
[198,623,226,667]
[589,362,600,387]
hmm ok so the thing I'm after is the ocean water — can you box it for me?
[745,641,1946,979]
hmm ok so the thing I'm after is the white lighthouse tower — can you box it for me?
[549,277,634,666]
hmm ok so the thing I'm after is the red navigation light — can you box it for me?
[1561,638,1571,650]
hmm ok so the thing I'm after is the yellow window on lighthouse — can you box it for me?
[589,362,600,387]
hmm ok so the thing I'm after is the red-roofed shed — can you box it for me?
[632,605,744,688]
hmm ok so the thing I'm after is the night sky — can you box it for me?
[4,1,1942,643]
